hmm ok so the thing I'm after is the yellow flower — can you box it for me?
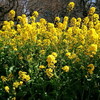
[46,68,53,73]
[22,14,26,18]
[4,86,10,93]
[70,17,77,26]
[8,10,15,20]
[63,16,69,21]
[19,81,23,85]
[10,21,14,27]
[9,10,15,15]
[76,22,81,27]
[95,23,100,30]
[83,17,89,25]
[51,52,57,58]
[48,63,56,68]
[43,39,51,46]
[3,21,9,25]
[88,21,94,28]
[55,17,60,22]
[88,70,94,74]
[65,52,71,57]
[68,53,77,59]
[51,36,58,43]
[88,44,97,53]
[87,64,95,71]
[39,65,45,69]
[62,66,70,72]
[1,76,7,82]
[67,2,75,11]
[88,7,96,15]
[93,14,99,20]
[19,71,27,76]
[22,75,31,81]
[18,71,30,81]
[57,23,63,29]
[77,18,81,22]
[87,64,95,74]
[32,11,39,17]
[17,16,22,20]
[48,23,54,28]
[30,16,36,22]
[40,18,47,24]
[45,68,54,78]
[46,55,57,64]
[13,81,20,88]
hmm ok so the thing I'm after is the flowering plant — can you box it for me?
[0,3,100,100]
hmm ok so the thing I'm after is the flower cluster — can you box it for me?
[87,64,95,74]
[67,2,75,11]
[62,66,70,72]
[18,71,31,82]
[8,10,15,20]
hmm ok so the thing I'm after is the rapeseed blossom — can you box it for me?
[45,68,54,78]
[13,81,20,88]
[67,2,75,11]
[87,64,95,74]
[4,86,10,93]
[18,71,30,81]
[39,65,46,69]
[1,76,7,82]
[62,66,70,72]
[88,7,96,15]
